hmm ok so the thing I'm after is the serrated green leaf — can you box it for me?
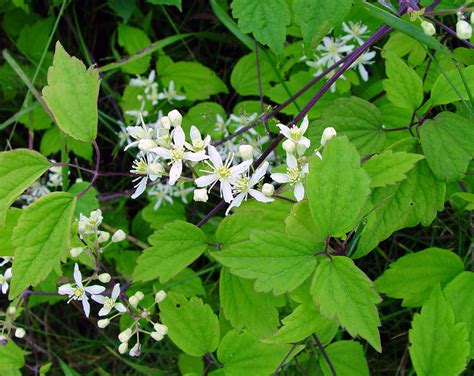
[420,112,474,182]
[0,149,51,227]
[453,192,474,211]
[10,192,76,299]
[42,42,100,142]
[375,248,464,307]
[217,330,294,376]
[382,52,423,110]
[160,293,220,357]
[0,340,27,371]
[18,104,52,130]
[182,102,226,138]
[409,286,470,376]
[108,0,136,22]
[306,136,371,239]
[231,0,290,55]
[213,231,317,295]
[0,208,21,256]
[141,201,186,230]
[17,18,53,62]
[133,221,207,283]
[68,182,98,217]
[220,268,279,338]
[443,271,474,359]
[154,267,205,298]
[285,200,326,246]
[311,256,382,352]
[363,151,424,188]
[430,65,474,105]
[117,24,151,74]
[320,97,385,155]
[319,340,369,376]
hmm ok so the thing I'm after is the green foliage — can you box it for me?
[133,221,207,283]
[230,52,277,96]
[0,149,51,226]
[160,292,220,357]
[0,340,27,373]
[430,65,474,105]
[409,286,470,376]
[40,127,93,161]
[311,256,382,351]
[10,192,76,299]
[117,24,151,74]
[0,208,21,256]
[42,42,100,142]
[319,341,369,376]
[285,200,325,246]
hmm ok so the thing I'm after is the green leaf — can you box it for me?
[10,192,76,299]
[40,127,93,161]
[0,340,27,372]
[133,221,207,283]
[68,182,98,217]
[213,231,317,295]
[285,200,326,246]
[430,65,474,105]
[311,256,382,352]
[409,286,470,376]
[147,0,182,10]
[382,52,423,110]
[42,42,100,142]
[319,341,369,376]
[420,112,474,182]
[220,268,279,338]
[17,18,53,62]
[306,136,371,239]
[443,272,474,358]
[108,0,136,22]
[182,102,226,138]
[154,268,206,298]
[18,103,52,130]
[293,0,352,50]
[231,0,290,55]
[161,61,228,101]
[363,151,424,188]
[0,208,21,256]
[141,201,186,230]
[160,293,220,357]
[375,248,464,307]
[320,97,385,156]
[453,192,474,210]
[0,149,51,227]
[117,24,151,74]
[178,354,203,375]
[217,330,294,376]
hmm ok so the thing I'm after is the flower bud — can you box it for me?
[262,183,275,197]
[282,139,296,154]
[129,295,139,308]
[77,222,86,235]
[160,116,171,130]
[98,273,111,283]
[296,143,308,156]
[7,306,16,316]
[155,290,167,304]
[421,21,436,36]
[112,229,127,243]
[134,291,145,301]
[456,19,472,40]
[97,231,110,243]
[168,110,182,127]
[138,139,158,152]
[70,247,84,258]
[14,328,25,339]
[129,343,141,357]
[97,319,110,328]
[153,323,168,335]
[239,144,253,161]
[151,332,164,341]
[0,335,7,345]
[193,188,209,203]
[118,328,133,343]
[118,342,128,354]
[321,127,337,146]
[148,162,164,177]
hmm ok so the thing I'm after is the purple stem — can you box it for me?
[76,140,100,199]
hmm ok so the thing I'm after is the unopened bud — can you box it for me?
[112,229,127,243]
[134,291,145,301]
[282,139,296,154]
[321,127,337,146]
[129,343,141,357]
[155,290,167,304]
[14,328,25,339]
[168,110,182,127]
[193,188,208,203]
[7,306,16,316]
[262,183,275,197]
[70,247,84,258]
[129,295,139,308]
[239,144,253,161]
[296,143,308,156]
[151,332,164,341]
[153,323,168,335]
[118,342,128,354]
[456,19,472,40]
[118,328,133,343]
[77,222,86,235]
[160,116,171,130]
[98,319,110,328]
[421,21,436,36]
[98,273,111,283]
[97,231,110,243]
[148,162,164,177]
[138,139,158,152]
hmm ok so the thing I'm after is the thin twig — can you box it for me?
[77,140,100,199]
[272,342,300,375]
[312,333,336,376]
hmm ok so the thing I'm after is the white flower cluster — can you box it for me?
[0,257,12,295]
[0,303,27,346]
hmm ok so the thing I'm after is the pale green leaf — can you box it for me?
[18,104,52,130]
[42,42,100,142]
[0,340,27,371]
[17,18,53,62]
[453,192,474,211]
[217,330,294,376]
[375,248,464,307]
[420,112,474,182]
[409,286,470,376]
[108,0,136,22]
[231,0,290,54]
[213,230,317,295]
[182,102,226,138]
[160,293,220,357]
[306,136,371,239]
[0,149,51,227]
[0,208,21,256]
[311,256,382,352]
[133,221,207,283]
[178,354,203,375]
[10,192,76,299]
[363,151,424,188]
[430,65,474,105]
[285,200,326,246]
[155,268,205,298]
[319,341,369,376]
[141,201,186,230]
[117,24,151,74]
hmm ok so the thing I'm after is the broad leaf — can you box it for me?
[0,340,27,372]
[117,24,151,74]
[306,136,371,239]
[10,192,76,299]
[133,221,207,283]
[160,293,220,357]
[311,256,382,352]
[285,200,326,246]
[213,231,317,295]
[430,65,474,105]
[0,208,21,256]
[0,149,51,226]
[420,112,474,182]
[409,286,470,376]
[141,201,186,230]
[319,341,369,376]
[375,248,464,307]
[42,42,100,142]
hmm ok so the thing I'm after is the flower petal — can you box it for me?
[58,284,74,296]
[115,303,127,313]
[294,182,305,201]
[277,124,291,138]
[207,145,222,167]
[184,151,208,162]
[225,192,245,215]
[151,147,172,159]
[195,174,218,187]
[91,294,106,304]
[85,285,106,295]
[271,173,290,184]
[300,116,309,133]
[221,181,234,203]
[249,189,274,203]
[112,284,121,300]
[173,126,185,147]
[286,153,298,169]
[230,160,252,177]
[73,264,83,287]
[131,177,148,199]
[249,161,268,187]
[168,161,183,185]
[82,296,91,317]
[98,306,112,317]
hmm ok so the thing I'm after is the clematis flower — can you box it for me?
[0,268,12,294]
[124,115,157,152]
[185,126,211,152]
[316,37,354,67]
[91,284,127,316]
[157,80,186,103]
[351,50,376,82]
[130,154,164,199]
[270,154,309,202]
[130,70,158,94]
[58,264,105,317]
[277,116,311,154]
[342,21,369,45]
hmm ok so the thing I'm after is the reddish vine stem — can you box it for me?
[76,140,100,199]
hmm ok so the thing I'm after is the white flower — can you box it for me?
[125,101,149,125]
[70,247,84,258]
[277,116,311,154]
[7,306,16,316]
[214,114,228,134]
[195,146,252,203]
[342,21,369,45]
[262,183,275,197]
[98,319,110,328]
[193,188,209,202]
[147,183,175,209]
[157,80,186,103]
[97,231,110,243]
[124,115,156,152]
[155,290,167,303]
[229,112,258,128]
[282,139,296,154]
[321,127,337,146]
[421,20,436,36]
[351,50,376,82]
[130,154,164,199]
[48,166,63,188]
[239,145,253,161]
[129,343,141,357]
[112,230,126,243]
[152,126,208,185]
[316,37,354,67]
[129,295,139,308]
[153,323,168,335]
[92,284,127,316]
[185,126,211,152]
[119,328,133,343]
[14,328,25,339]
[0,268,12,294]
[271,154,309,202]
[130,70,157,94]
[134,291,144,301]
[456,19,472,40]
[168,110,183,127]
[151,332,164,341]
[225,161,274,214]
[118,342,128,354]
[58,264,105,317]
[78,209,103,236]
